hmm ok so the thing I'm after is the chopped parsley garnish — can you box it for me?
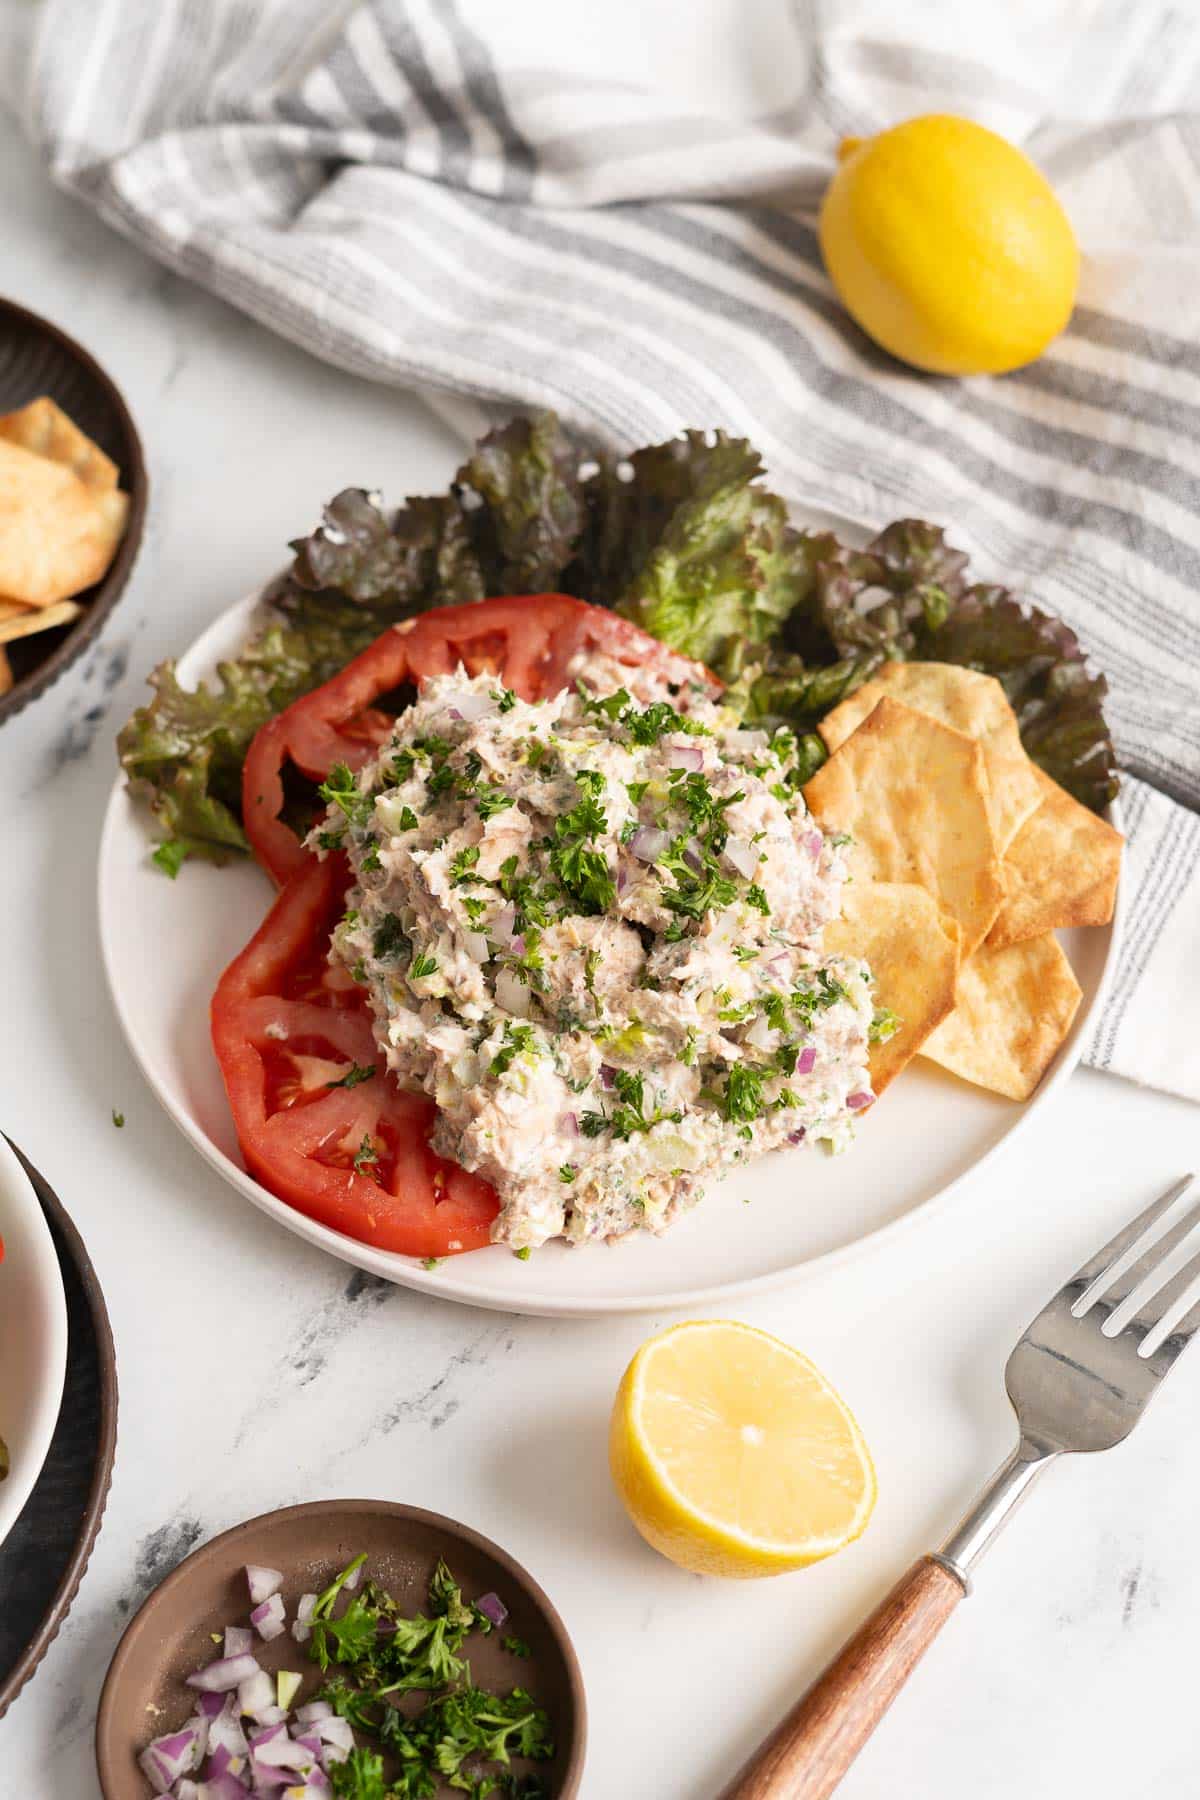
[359,839,381,873]
[733,946,758,963]
[492,686,517,712]
[476,783,515,821]
[450,845,481,884]
[409,951,439,980]
[791,969,847,1026]
[581,1069,682,1141]
[502,1635,532,1658]
[421,1257,442,1271]
[319,762,373,832]
[745,883,770,915]
[558,1164,577,1183]
[722,1064,765,1124]
[111,1108,125,1128]
[396,805,419,832]
[582,685,709,746]
[490,1022,536,1076]
[514,1246,532,1261]
[353,1135,378,1174]
[547,771,615,915]
[326,1063,376,1090]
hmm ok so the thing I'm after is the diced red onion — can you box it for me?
[245,1565,283,1607]
[207,1700,249,1761]
[464,930,490,964]
[315,1715,354,1760]
[186,1652,260,1694]
[250,1593,286,1641]
[475,1591,509,1629]
[599,1063,616,1088]
[137,1725,203,1793]
[197,1691,227,1719]
[446,691,495,723]
[495,967,530,1018]
[176,1782,201,1800]
[682,839,704,873]
[237,1670,275,1717]
[291,1594,318,1645]
[806,830,824,858]
[617,864,628,895]
[796,1046,817,1075]
[253,1736,318,1772]
[206,1741,233,1779]
[787,1128,807,1145]
[295,1701,333,1725]
[847,1090,874,1110]
[249,1722,287,1751]
[668,742,704,771]
[223,1625,253,1659]
[296,1772,334,1797]
[491,905,518,947]
[294,1731,324,1761]
[559,1111,579,1137]
[251,1703,286,1728]
[629,825,669,864]
[744,1013,773,1051]
[724,836,759,879]
[198,1774,251,1800]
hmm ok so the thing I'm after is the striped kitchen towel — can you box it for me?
[6,0,1200,1099]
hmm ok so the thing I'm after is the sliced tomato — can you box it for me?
[211,854,499,1257]
[243,594,716,884]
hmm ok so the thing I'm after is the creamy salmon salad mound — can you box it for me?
[310,666,877,1251]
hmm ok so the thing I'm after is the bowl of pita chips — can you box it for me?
[805,661,1122,1106]
[0,299,146,724]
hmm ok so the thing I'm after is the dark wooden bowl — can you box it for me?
[0,1142,119,1719]
[96,1498,587,1798]
[0,296,147,726]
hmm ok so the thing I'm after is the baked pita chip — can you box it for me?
[920,933,1082,1101]
[824,880,961,1095]
[820,661,1042,853]
[987,765,1122,948]
[0,396,118,491]
[805,696,1004,956]
[0,599,83,643]
[0,439,128,606]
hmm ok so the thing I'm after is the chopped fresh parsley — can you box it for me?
[353,1135,379,1175]
[558,1164,577,1183]
[319,762,373,833]
[745,883,770,915]
[502,1635,532,1658]
[476,783,515,821]
[547,771,615,915]
[409,951,439,980]
[581,1069,682,1141]
[326,1063,376,1090]
[722,1064,765,1124]
[111,1108,125,1129]
[492,686,517,712]
[450,845,481,884]
[396,805,419,832]
[490,1022,536,1076]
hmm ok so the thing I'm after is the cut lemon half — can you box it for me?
[609,1320,876,1578]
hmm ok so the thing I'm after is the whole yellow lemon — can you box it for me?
[819,113,1078,375]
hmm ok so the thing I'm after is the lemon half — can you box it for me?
[819,113,1078,375]
[609,1320,876,1578]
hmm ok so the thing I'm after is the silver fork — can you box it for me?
[720,1175,1200,1800]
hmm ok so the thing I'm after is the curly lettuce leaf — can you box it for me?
[455,410,584,593]
[611,433,820,667]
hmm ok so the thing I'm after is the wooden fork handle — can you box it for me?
[716,1556,965,1800]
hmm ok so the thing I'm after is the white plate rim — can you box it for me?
[99,577,1124,1317]
[0,1135,70,1544]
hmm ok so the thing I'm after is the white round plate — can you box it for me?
[0,1135,69,1544]
[99,514,1122,1317]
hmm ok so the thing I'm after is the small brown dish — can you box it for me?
[96,1497,586,1798]
[0,296,147,726]
[0,1141,119,1719]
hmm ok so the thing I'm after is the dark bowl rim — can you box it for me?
[0,1138,120,1720]
[95,1496,587,1798]
[0,295,148,727]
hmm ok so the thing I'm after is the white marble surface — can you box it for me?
[4,108,1200,1800]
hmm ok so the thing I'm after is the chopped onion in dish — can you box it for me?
[847,1090,874,1110]
[559,1111,579,1137]
[294,1701,332,1725]
[628,825,669,864]
[475,1591,508,1629]
[291,1594,318,1645]
[245,1565,284,1607]
[796,1046,817,1075]
[723,836,759,879]
[667,742,704,771]
[491,905,518,948]
[196,1691,227,1719]
[250,1592,287,1641]
[137,1723,204,1793]
[494,966,530,1018]
[464,930,490,963]
[743,1013,773,1051]
[185,1651,261,1693]
[446,691,495,723]
[237,1670,275,1718]
[315,1714,355,1759]
[223,1625,253,1659]
[806,830,824,858]
[342,1559,363,1592]
[207,1698,249,1761]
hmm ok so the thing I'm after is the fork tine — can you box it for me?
[1124,1239,1200,1344]
[1068,1175,1196,1305]
[1082,1194,1200,1320]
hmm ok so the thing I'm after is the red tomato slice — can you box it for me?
[210,854,499,1257]
[243,594,716,885]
